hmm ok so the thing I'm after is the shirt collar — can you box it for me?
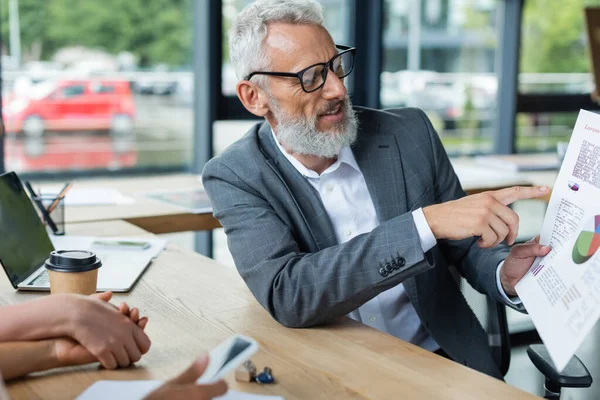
[270,127,360,178]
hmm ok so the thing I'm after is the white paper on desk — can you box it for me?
[50,235,166,259]
[77,381,285,400]
[452,164,529,190]
[76,380,162,400]
[474,153,561,172]
[515,109,600,371]
[42,187,135,206]
[140,188,212,214]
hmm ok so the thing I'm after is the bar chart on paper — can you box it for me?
[572,215,600,265]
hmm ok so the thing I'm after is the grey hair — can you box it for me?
[228,0,324,82]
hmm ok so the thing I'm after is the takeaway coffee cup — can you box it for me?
[45,250,102,295]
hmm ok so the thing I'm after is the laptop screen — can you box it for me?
[0,172,54,287]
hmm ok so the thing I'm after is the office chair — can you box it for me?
[459,277,593,399]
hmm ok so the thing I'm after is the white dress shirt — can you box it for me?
[272,132,517,351]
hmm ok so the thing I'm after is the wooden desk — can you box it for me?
[38,174,221,234]
[2,221,538,399]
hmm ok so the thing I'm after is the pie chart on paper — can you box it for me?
[572,215,600,264]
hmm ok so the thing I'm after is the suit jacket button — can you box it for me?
[378,267,388,277]
[397,257,406,267]
[384,263,393,273]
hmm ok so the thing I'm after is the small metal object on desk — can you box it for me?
[255,367,275,384]
[234,361,275,384]
[235,360,257,382]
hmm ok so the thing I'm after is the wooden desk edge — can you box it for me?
[123,212,221,234]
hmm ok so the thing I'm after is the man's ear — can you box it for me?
[236,81,269,117]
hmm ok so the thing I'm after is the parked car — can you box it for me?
[6,135,138,172]
[132,78,178,95]
[3,79,135,138]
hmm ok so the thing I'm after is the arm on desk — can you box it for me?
[0,339,96,380]
[0,293,151,370]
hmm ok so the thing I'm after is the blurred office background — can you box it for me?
[1,0,600,397]
[2,0,595,176]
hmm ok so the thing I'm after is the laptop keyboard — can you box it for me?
[27,253,112,286]
[29,269,49,286]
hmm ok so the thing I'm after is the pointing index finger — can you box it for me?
[491,186,549,206]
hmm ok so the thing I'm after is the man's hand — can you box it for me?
[423,186,549,248]
[500,236,551,296]
[144,354,228,400]
[65,294,152,370]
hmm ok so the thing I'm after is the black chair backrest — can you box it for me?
[459,276,511,376]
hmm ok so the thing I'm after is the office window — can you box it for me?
[1,0,194,175]
[515,112,578,152]
[517,0,600,153]
[381,0,499,156]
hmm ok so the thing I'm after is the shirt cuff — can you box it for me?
[496,260,522,305]
[412,208,437,253]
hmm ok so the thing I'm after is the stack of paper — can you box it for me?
[475,153,561,172]
[142,188,212,214]
[452,164,529,190]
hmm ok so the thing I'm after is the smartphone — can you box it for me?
[91,240,151,251]
[196,334,259,384]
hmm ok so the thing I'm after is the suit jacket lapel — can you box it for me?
[258,122,338,251]
[352,114,421,308]
[257,111,410,252]
[352,117,408,224]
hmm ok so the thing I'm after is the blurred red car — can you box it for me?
[5,135,138,172]
[3,79,135,137]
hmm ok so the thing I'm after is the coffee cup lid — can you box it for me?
[45,250,102,273]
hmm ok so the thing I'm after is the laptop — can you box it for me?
[0,171,164,292]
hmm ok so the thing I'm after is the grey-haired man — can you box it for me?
[203,0,550,379]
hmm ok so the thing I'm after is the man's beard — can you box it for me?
[270,95,358,159]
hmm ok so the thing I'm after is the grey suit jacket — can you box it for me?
[203,107,520,379]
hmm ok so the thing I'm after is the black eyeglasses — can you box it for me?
[245,44,356,93]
